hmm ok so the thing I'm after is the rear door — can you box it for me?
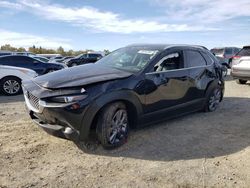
[184,50,214,100]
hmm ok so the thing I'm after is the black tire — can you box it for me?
[71,63,78,67]
[0,76,22,96]
[97,102,129,149]
[204,87,222,112]
[236,79,247,85]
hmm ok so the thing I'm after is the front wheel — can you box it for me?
[204,87,222,112]
[0,77,22,96]
[97,102,129,149]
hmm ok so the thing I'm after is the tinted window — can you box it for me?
[154,52,183,72]
[12,56,33,64]
[225,48,233,55]
[88,54,99,58]
[0,56,14,65]
[185,50,206,67]
[237,47,250,56]
[201,52,214,65]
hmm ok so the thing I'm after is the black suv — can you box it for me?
[65,53,103,67]
[23,44,225,149]
[0,55,66,75]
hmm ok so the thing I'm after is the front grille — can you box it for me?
[26,91,39,110]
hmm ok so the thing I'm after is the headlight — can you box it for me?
[50,94,88,103]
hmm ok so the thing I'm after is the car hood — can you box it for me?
[32,63,132,89]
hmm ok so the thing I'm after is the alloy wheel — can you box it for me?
[208,89,221,111]
[109,109,128,145]
[3,80,20,95]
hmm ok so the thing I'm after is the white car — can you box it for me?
[231,46,250,84]
[0,65,37,96]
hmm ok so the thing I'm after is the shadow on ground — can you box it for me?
[0,94,24,103]
[80,97,250,162]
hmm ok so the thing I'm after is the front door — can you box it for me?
[144,50,191,114]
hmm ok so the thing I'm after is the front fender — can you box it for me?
[79,90,143,141]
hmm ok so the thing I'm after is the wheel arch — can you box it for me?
[204,79,224,102]
[0,75,22,83]
[79,90,143,141]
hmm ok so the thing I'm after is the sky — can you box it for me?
[0,0,250,51]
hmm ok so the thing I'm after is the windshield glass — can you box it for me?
[96,47,160,72]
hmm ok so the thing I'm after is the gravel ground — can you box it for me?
[0,77,250,188]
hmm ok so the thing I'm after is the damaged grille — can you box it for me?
[26,91,39,111]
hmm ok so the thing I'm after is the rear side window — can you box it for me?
[201,52,214,65]
[12,56,34,64]
[237,48,250,56]
[0,56,13,65]
[185,50,207,67]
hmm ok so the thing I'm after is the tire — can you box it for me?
[71,63,77,67]
[236,79,247,85]
[204,87,222,112]
[97,102,129,149]
[0,77,22,96]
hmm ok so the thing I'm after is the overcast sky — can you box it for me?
[0,0,250,51]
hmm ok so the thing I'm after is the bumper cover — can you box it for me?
[30,111,79,142]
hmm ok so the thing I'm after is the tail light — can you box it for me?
[232,56,241,59]
[232,56,241,66]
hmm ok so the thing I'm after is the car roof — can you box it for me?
[0,55,31,58]
[126,44,208,51]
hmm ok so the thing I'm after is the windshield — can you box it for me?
[96,47,160,72]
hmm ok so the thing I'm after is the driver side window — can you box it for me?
[154,52,183,72]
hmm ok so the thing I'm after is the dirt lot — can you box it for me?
[0,78,250,188]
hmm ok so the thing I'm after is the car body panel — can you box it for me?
[0,65,37,81]
[32,63,133,89]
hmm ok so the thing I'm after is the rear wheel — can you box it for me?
[204,87,222,112]
[236,79,247,85]
[0,77,22,96]
[97,102,129,149]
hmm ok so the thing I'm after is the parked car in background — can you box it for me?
[31,56,50,63]
[231,46,250,84]
[48,55,64,63]
[211,47,241,66]
[0,51,12,56]
[0,55,66,75]
[0,65,37,95]
[13,52,36,56]
[57,56,74,63]
[37,54,62,59]
[22,44,225,149]
[65,52,103,67]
